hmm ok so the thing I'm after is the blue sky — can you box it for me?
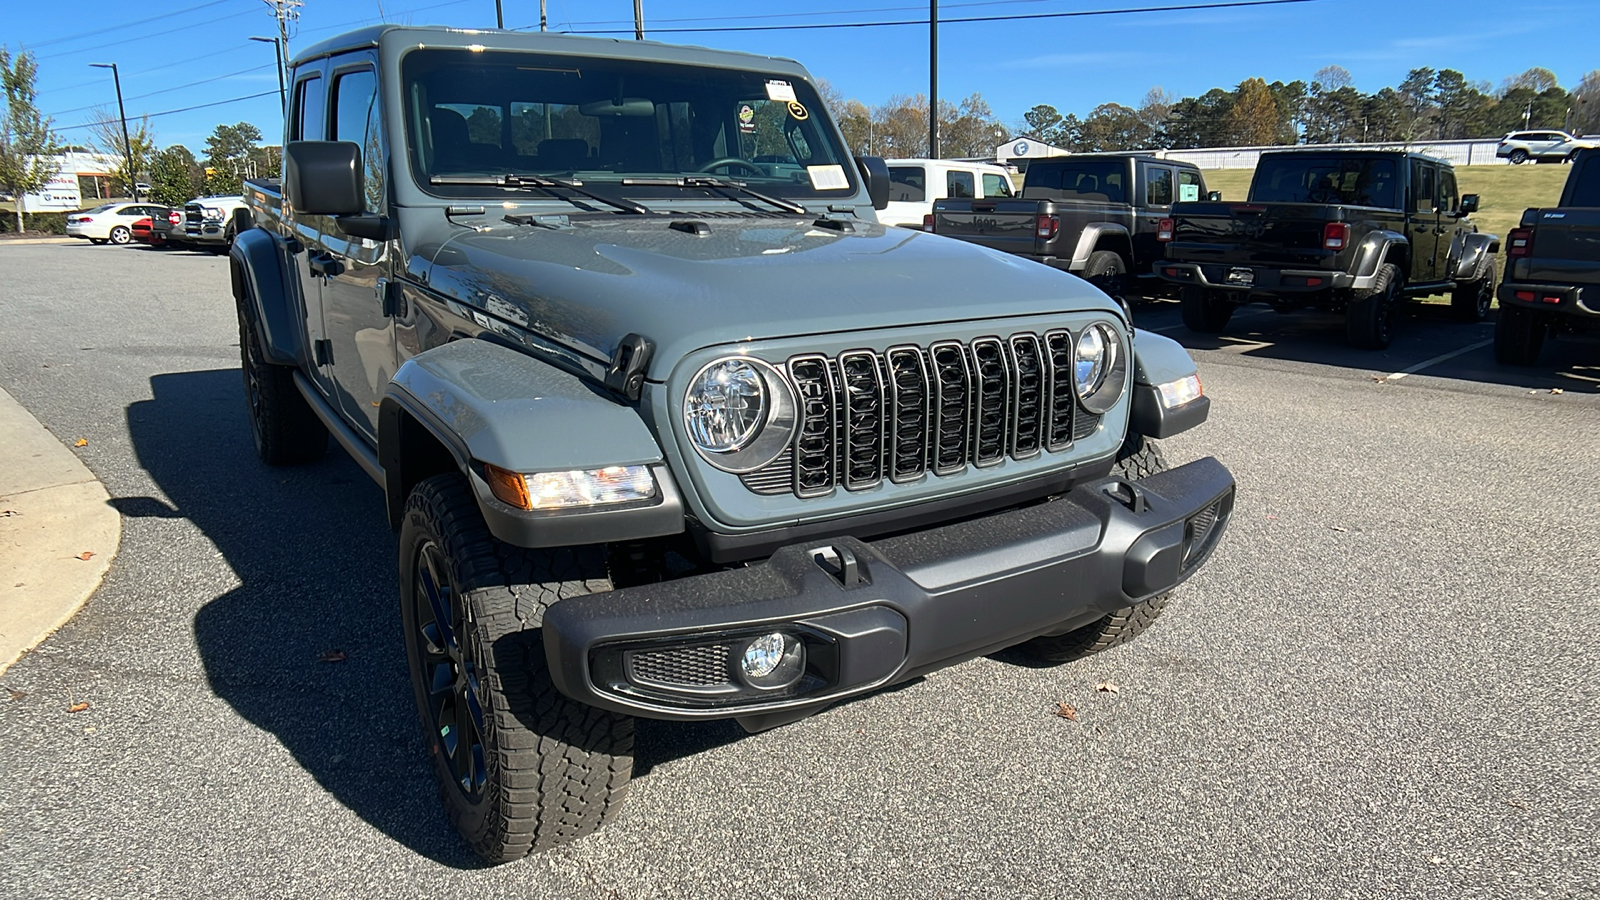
[12,0,1598,153]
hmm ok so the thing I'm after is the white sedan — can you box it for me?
[65,203,167,245]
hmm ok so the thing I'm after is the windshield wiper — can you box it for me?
[430,174,647,215]
[621,175,808,215]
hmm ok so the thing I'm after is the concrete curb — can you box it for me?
[0,386,121,675]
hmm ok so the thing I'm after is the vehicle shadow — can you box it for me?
[124,369,746,867]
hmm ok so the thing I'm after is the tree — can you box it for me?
[1433,69,1491,139]
[836,99,873,155]
[148,145,202,205]
[1268,80,1307,143]
[939,93,1003,158]
[1398,67,1437,141]
[1078,103,1147,151]
[872,94,929,158]
[0,47,61,232]
[204,122,263,195]
[1224,78,1280,146]
[1137,87,1176,148]
[90,108,155,196]
[1573,70,1600,134]
[1165,88,1234,148]
[1312,65,1353,92]
[1501,67,1559,95]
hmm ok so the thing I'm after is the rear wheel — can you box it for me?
[1509,148,1529,165]
[1451,259,1495,323]
[1015,432,1172,664]
[1180,285,1235,333]
[400,474,634,863]
[1347,263,1400,349]
[108,226,131,245]
[1082,250,1128,307]
[1494,305,1546,365]
[237,304,327,464]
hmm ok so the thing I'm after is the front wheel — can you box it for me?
[1180,285,1235,333]
[1347,262,1400,349]
[1494,305,1546,365]
[1015,432,1172,664]
[108,226,131,245]
[1451,260,1495,323]
[400,474,635,863]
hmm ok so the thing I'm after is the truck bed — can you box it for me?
[1166,200,1361,270]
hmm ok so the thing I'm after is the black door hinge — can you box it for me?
[313,339,333,366]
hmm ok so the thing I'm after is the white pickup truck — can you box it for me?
[880,158,1016,228]
[183,195,250,250]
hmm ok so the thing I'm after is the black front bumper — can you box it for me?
[543,457,1235,724]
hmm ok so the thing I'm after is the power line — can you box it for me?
[22,0,237,49]
[54,90,280,133]
[37,8,261,61]
[538,0,1080,28]
[47,64,275,118]
[555,0,1317,35]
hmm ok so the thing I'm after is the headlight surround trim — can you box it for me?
[683,356,797,474]
[1075,322,1128,415]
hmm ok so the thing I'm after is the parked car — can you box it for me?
[1496,130,1598,164]
[134,181,153,194]
[184,195,249,250]
[150,206,189,248]
[1155,149,1498,348]
[1495,147,1600,363]
[64,202,170,245]
[929,154,1216,303]
[130,216,159,247]
[230,24,1234,863]
[879,158,1016,228]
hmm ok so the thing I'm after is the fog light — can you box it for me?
[737,632,806,690]
[741,633,786,678]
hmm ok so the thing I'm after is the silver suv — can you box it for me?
[1496,130,1598,164]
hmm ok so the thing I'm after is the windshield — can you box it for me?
[1021,161,1126,202]
[1251,156,1398,208]
[402,48,858,203]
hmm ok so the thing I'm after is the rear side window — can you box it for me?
[1177,170,1203,202]
[1411,162,1436,213]
[332,67,384,214]
[292,75,325,141]
[1439,170,1458,213]
[1146,167,1173,206]
[888,165,925,202]
[982,172,1013,197]
[946,170,974,199]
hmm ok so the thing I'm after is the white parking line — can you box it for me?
[1382,338,1494,381]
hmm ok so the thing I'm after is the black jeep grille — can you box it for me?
[741,330,1093,498]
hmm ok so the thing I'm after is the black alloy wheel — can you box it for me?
[411,539,489,799]
[1451,262,1495,322]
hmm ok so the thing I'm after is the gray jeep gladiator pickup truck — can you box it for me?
[231,25,1234,862]
[1495,147,1600,364]
[1156,150,1498,348]
[929,154,1217,304]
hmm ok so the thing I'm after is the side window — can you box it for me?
[946,170,974,199]
[1146,166,1173,206]
[982,172,1013,197]
[292,75,325,141]
[889,166,925,202]
[1439,170,1458,214]
[1411,162,1437,213]
[332,67,384,214]
[1177,169,1203,203]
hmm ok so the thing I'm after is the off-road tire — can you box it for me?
[1347,262,1400,349]
[108,226,132,245]
[400,474,634,864]
[1509,148,1529,165]
[237,306,327,464]
[1083,250,1128,306]
[1180,285,1235,333]
[1015,432,1171,663]
[1494,305,1546,365]
[1451,258,1495,323]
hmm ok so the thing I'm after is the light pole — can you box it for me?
[635,0,644,40]
[89,63,137,201]
[929,0,939,159]
[495,0,503,28]
[250,36,286,112]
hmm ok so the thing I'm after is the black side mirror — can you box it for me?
[855,155,890,210]
[1459,194,1479,215]
[286,140,364,216]
[1207,191,1223,202]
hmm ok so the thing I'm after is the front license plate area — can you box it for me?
[1227,267,1255,287]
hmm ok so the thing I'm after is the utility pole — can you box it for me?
[261,0,303,62]
[495,0,503,28]
[929,0,939,159]
[89,63,137,201]
[634,1,645,40]
[1524,101,1532,129]
[540,0,548,31]
[250,36,286,112]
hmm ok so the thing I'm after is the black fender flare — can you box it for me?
[229,228,303,366]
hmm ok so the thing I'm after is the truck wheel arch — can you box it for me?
[230,229,304,367]
[1071,223,1133,272]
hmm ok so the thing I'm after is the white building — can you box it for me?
[18,151,122,212]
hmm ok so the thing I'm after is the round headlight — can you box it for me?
[683,357,797,473]
[1074,323,1128,415]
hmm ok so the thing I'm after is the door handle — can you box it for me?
[309,253,345,279]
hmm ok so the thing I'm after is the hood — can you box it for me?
[415,210,1118,375]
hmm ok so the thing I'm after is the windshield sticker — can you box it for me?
[764,80,797,102]
[1179,183,1200,202]
[738,104,756,133]
[807,164,850,191]
[786,100,809,121]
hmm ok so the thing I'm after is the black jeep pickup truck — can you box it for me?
[1156,150,1499,348]
[1495,147,1600,364]
[929,155,1217,303]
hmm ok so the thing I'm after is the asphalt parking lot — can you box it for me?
[1,242,1596,898]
